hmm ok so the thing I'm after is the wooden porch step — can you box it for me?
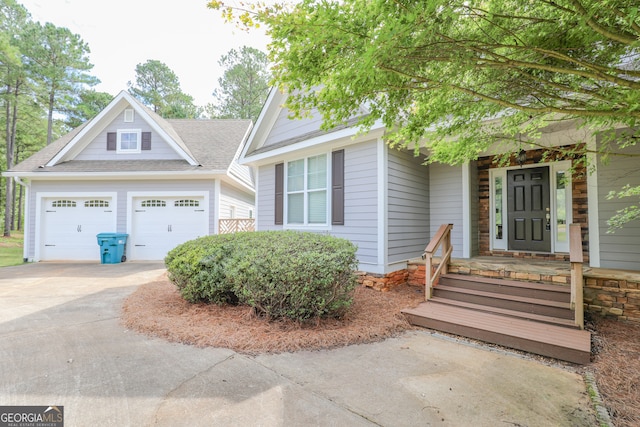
[434,285,574,319]
[439,274,570,302]
[402,302,591,364]
[429,297,579,329]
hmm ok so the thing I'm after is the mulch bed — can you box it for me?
[122,274,423,355]
[122,275,639,426]
[586,315,640,427]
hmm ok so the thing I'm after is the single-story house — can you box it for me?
[239,88,640,275]
[3,91,255,262]
[239,88,640,362]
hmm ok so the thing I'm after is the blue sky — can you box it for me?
[19,0,270,106]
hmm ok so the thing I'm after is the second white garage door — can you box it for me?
[130,196,208,260]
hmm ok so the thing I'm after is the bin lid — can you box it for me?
[96,233,129,238]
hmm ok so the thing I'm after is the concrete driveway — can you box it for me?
[0,263,597,426]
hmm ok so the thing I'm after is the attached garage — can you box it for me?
[39,195,117,261]
[129,194,208,260]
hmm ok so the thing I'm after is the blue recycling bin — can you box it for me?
[96,233,128,264]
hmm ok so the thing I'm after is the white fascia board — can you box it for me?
[46,92,128,166]
[241,122,386,167]
[239,88,285,162]
[131,106,199,167]
[47,91,198,167]
[220,173,256,194]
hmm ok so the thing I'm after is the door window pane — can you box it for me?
[556,171,567,242]
[494,176,503,239]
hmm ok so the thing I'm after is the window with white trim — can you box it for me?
[117,129,141,153]
[286,154,328,225]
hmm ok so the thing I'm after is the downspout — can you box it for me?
[13,176,30,262]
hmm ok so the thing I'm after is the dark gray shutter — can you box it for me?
[332,150,345,225]
[106,132,116,151]
[275,163,284,225]
[141,132,151,150]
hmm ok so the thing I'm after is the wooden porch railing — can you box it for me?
[219,218,255,234]
[569,223,585,329]
[422,223,453,301]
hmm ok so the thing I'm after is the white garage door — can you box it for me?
[41,197,116,261]
[130,196,208,260]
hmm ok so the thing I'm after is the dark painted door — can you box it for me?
[507,167,551,252]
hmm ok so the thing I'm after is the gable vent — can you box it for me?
[124,108,134,123]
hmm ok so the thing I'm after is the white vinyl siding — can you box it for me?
[597,138,640,270]
[387,149,430,263]
[429,163,464,258]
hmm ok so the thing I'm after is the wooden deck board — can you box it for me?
[403,302,591,364]
[441,273,571,293]
[429,297,579,328]
[435,285,570,309]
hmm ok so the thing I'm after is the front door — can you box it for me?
[507,167,551,252]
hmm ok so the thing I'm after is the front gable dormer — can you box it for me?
[46,91,199,167]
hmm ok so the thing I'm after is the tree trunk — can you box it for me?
[3,82,19,237]
[47,90,54,145]
[11,177,16,230]
[17,181,23,231]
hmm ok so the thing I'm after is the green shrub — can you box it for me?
[165,231,359,321]
[165,234,238,304]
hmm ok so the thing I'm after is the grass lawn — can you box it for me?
[0,231,25,267]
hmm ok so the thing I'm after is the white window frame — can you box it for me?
[284,153,330,229]
[489,160,573,253]
[117,129,141,153]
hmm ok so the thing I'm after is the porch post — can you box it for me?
[570,224,584,329]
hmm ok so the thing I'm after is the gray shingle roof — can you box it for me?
[166,119,251,170]
[8,116,252,175]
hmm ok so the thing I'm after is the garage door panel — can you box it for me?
[131,196,207,260]
[41,197,115,261]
